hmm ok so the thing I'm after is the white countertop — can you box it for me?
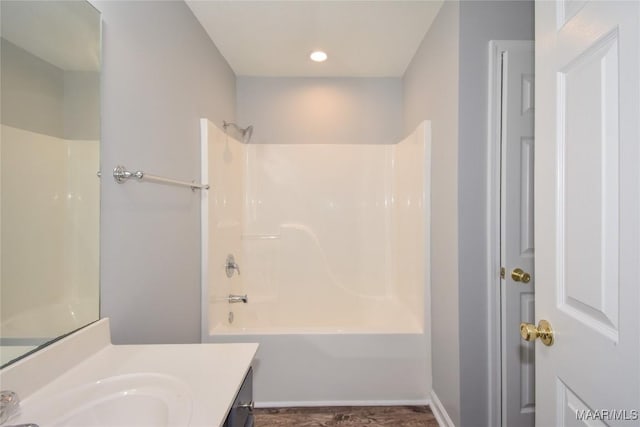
[0,319,258,427]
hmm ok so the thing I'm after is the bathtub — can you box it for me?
[201,119,432,406]
[204,296,430,406]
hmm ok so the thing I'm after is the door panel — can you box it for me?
[500,42,535,427]
[535,1,639,426]
[520,137,535,257]
[520,293,535,412]
[557,0,588,28]
[558,29,620,340]
[558,380,606,427]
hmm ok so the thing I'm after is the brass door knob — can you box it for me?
[511,268,531,283]
[520,320,554,346]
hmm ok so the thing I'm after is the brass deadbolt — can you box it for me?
[511,268,531,283]
[520,320,554,346]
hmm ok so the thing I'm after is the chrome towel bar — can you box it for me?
[112,165,209,191]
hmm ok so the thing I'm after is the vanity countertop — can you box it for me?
[0,319,258,427]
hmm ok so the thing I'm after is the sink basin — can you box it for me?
[18,373,192,427]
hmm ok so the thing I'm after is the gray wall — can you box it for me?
[95,0,236,344]
[457,2,533,426]
[403,2,461,425]
[236,77,403,145]
[404,1,533,425]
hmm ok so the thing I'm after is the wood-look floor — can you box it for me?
[253,406,438,426]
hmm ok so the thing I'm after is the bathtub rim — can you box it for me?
[207,328,425,336]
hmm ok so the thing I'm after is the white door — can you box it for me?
[500,42,536,427]
[534,1,639,426]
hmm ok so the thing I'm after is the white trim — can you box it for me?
[422,120,434,396]
[429,390,455,427]
[255,399,431,409]
[486,40,535,427]
[486,40,503,427]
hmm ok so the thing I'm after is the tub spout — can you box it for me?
[227,294,248,304]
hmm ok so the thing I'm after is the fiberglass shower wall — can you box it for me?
[0,39,100,341]
[202,118,429,334]
[201,119,246,317]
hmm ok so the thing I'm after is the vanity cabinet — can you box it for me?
[224,367,254,427]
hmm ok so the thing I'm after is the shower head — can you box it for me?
[223,121,253,143]
[244,125,254,143]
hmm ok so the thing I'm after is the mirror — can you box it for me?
[0,0,101,367]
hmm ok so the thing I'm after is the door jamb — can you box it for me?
[486,40,535,427]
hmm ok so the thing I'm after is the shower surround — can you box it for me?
[201,119,431,406]
[1,125,99,348]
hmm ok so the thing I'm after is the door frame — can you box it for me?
[486,40,535,427]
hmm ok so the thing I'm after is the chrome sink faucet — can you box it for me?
[0,390,39,427]
[0,391,19,424]
[0,390,20,424]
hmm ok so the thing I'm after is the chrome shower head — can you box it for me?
[243,125,253,143]
[223,121,253,143]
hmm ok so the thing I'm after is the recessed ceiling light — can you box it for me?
[310,51,328,62]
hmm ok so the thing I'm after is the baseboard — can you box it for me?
[429,390,455,427]
[255,399,431,409]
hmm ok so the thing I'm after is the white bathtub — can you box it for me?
[204,297,430,406]
[201,119,432,406]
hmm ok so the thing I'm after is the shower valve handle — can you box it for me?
[225,254,240,277]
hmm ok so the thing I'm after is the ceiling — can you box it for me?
[186,1,444,78]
